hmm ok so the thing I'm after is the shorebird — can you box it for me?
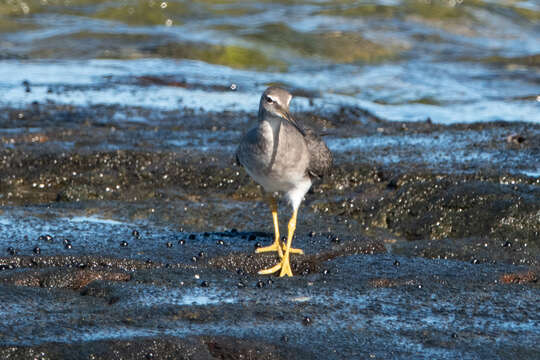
[236,87,332,276]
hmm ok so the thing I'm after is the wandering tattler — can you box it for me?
[236,87,332,277]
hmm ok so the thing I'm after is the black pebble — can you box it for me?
[231,228,238,233]
[166,242,173,248]
[393,260,400,266]
[237,281,245,288]
[198,251,205,257]
[451,333,458,339]
[302,268,310,275]
[236,268,244,275]
[145,258,153,264]
[65,243,72,249]
[203,232,210,237]
[254,242,262,249]
[63,239,71,245]
[38,234,53,242]
[120,241,128,248]
[33,246,41,254]
[178,239,185,245]
[308,231,316,237]
[331,236,340,243]
[7,247,15,255]
[281,335,289,343]
[256,280,265,288]
[503,241,512,248]
[216,239,225,245]
[303,316,312,325]
[22,80,31,92]
[200,281,209,287]
[267,279,273,285]
[248,234,256,241]
[188,234,196,240]
[191,256,197,262]
[132,229,140,239]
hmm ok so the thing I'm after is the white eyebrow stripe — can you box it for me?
[267,95,278,103]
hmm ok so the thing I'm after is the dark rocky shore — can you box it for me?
[0,100,538,359]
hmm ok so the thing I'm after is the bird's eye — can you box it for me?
[265,96,273,104]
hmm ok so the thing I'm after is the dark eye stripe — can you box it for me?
[265,96,273,103]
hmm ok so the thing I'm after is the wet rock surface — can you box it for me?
[0,100,538,359]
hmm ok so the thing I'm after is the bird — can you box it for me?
[236,86,332,277]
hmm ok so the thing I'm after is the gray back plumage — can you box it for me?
[303,126,333,179]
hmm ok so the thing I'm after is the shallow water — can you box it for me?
[1,0,539,123]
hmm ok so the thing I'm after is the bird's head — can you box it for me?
[258,86,292,120]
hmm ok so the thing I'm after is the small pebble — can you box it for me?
[308,231,316,237]
[188,234,196,240]
[191,256,197,262]
[248,234,256,241]
[393,260,400,266]
[198,251,205,257]
[471,258,479,264]
[237,281,245,288]
[33,246,41,254]
[178,239,185,245]
[200,281,209,287]
[256,280,265,288]
[216,239,225,245]
[303,316,312,326]
[203,232,210,237]
[38,234,53,242]
[7,247,16,255]
[65,243,72,249]
[451,333,458,339]
[502,241,512,248]
[322,269,330,275]
[63,239,71,246]
[230,228,238,233]
[254,242,262,249]
[331,236,340,243]
[132,229,140,239]
[236,268,245,275]
[120,241,128,248]
[166,242,173,248]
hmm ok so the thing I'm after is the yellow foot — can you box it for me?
[258,256,293,277]
[255,242,283,257]
[283,245,303,255]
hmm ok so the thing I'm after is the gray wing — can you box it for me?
[304,127,332,179]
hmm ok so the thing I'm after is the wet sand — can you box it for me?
[0,98,539,359]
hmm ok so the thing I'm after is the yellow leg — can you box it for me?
[259,208,299,277]
[255,196,283,258]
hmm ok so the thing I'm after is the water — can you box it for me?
[0,0,538,124]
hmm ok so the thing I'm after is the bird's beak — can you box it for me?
[280,109,305,136]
